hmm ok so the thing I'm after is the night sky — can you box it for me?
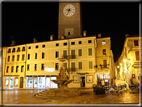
[2,2,139,62]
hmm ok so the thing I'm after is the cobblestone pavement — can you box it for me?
[2,89,140,105]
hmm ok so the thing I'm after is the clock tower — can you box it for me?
[58,0,82,39]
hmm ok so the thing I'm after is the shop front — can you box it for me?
[3,76,22,89]
[97,73,110,86]
[26,75,58,89]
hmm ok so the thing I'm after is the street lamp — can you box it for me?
[123,59,127,63]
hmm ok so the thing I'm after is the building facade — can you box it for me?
[2,1,115,89]
[115,35,141,85]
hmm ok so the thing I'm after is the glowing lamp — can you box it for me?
[123,59,127,63]
[44,68,55,72]
[117,66,119,68]
[120,63,122,66]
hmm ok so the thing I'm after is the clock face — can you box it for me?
[63,4,75,17]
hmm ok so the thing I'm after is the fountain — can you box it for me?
[34,55,84,98]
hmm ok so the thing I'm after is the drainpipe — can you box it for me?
[68,39,70,79]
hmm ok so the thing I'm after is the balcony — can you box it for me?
[132,61,142,68]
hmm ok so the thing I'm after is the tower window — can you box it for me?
[68,32,70,35]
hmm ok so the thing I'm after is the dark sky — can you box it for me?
[2,2,139,62]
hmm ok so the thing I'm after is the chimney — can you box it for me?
[125,34,129,37]
[83,31,87,37]
[98,33,101,38]
[50,35,54,40]
[33,38,38,43]
[11,40,16,46]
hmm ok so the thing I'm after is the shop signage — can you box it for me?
[44,68,55,72]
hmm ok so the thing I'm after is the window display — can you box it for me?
[26,77,33,88]
[5,77,9,86]
[15,77,18,87]
[34,78,38,88]
[51,77,57,88]
[46,77,50,88]
[38,77,45,88]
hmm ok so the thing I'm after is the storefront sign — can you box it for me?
[44,68,55,72]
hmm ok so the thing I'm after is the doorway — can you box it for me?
[9,77,13,89]
[20,77,23,88]
[81,77,85,87]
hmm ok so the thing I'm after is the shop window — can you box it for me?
[28,54,30,60]
[38,77,45,88]
[6,66,9,73]
[5,77,9,86]
[134,40,138,46]
[35,64,37,71]
[55,51,59,58]
[8,56,10,62]
[12,55,15,61]
[15,77,18,87]
[102,40,106,45]
[79,41,82,44]
[17,47,20,52]
[56,43,59,46]
[103,49,106,55]
[27,64,30,70]
[103,60,107,68]
[41,64,44,70]
[88,40,92,43]
[17,55,19,61]
[42,45,45,48]
[78,49,82,56]
[135,51,139,61]
[89,61,92,69]
[21,66,24,72]
[79,62,82,69]
[88,48,92,56]
[71,42,75,45]
[63,42,67,46]
[51,77,57,88]
[22,54,24,61]
[35,53,37,59]
[12,48,15,53]
[16,66,19,73]
[11,66,14,73]
[46,77,50,88]
[22,47,25,51]
[26,77,33,88]
[8,49,11,53]
[55,63,59,70]
[42,52,45,59]
[28,46,31,49]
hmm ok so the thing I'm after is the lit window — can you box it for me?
[88,48,92,56]
[103,49,106,55]
[102,40,106,45]
[134,40,138,46]
[15,77,18,87]
[88,40,92,43]
[5,77,9,86]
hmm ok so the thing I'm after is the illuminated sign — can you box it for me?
[44,68,55,72]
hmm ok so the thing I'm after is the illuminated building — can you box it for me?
[115,34,141,85]
[2,1,115,89]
